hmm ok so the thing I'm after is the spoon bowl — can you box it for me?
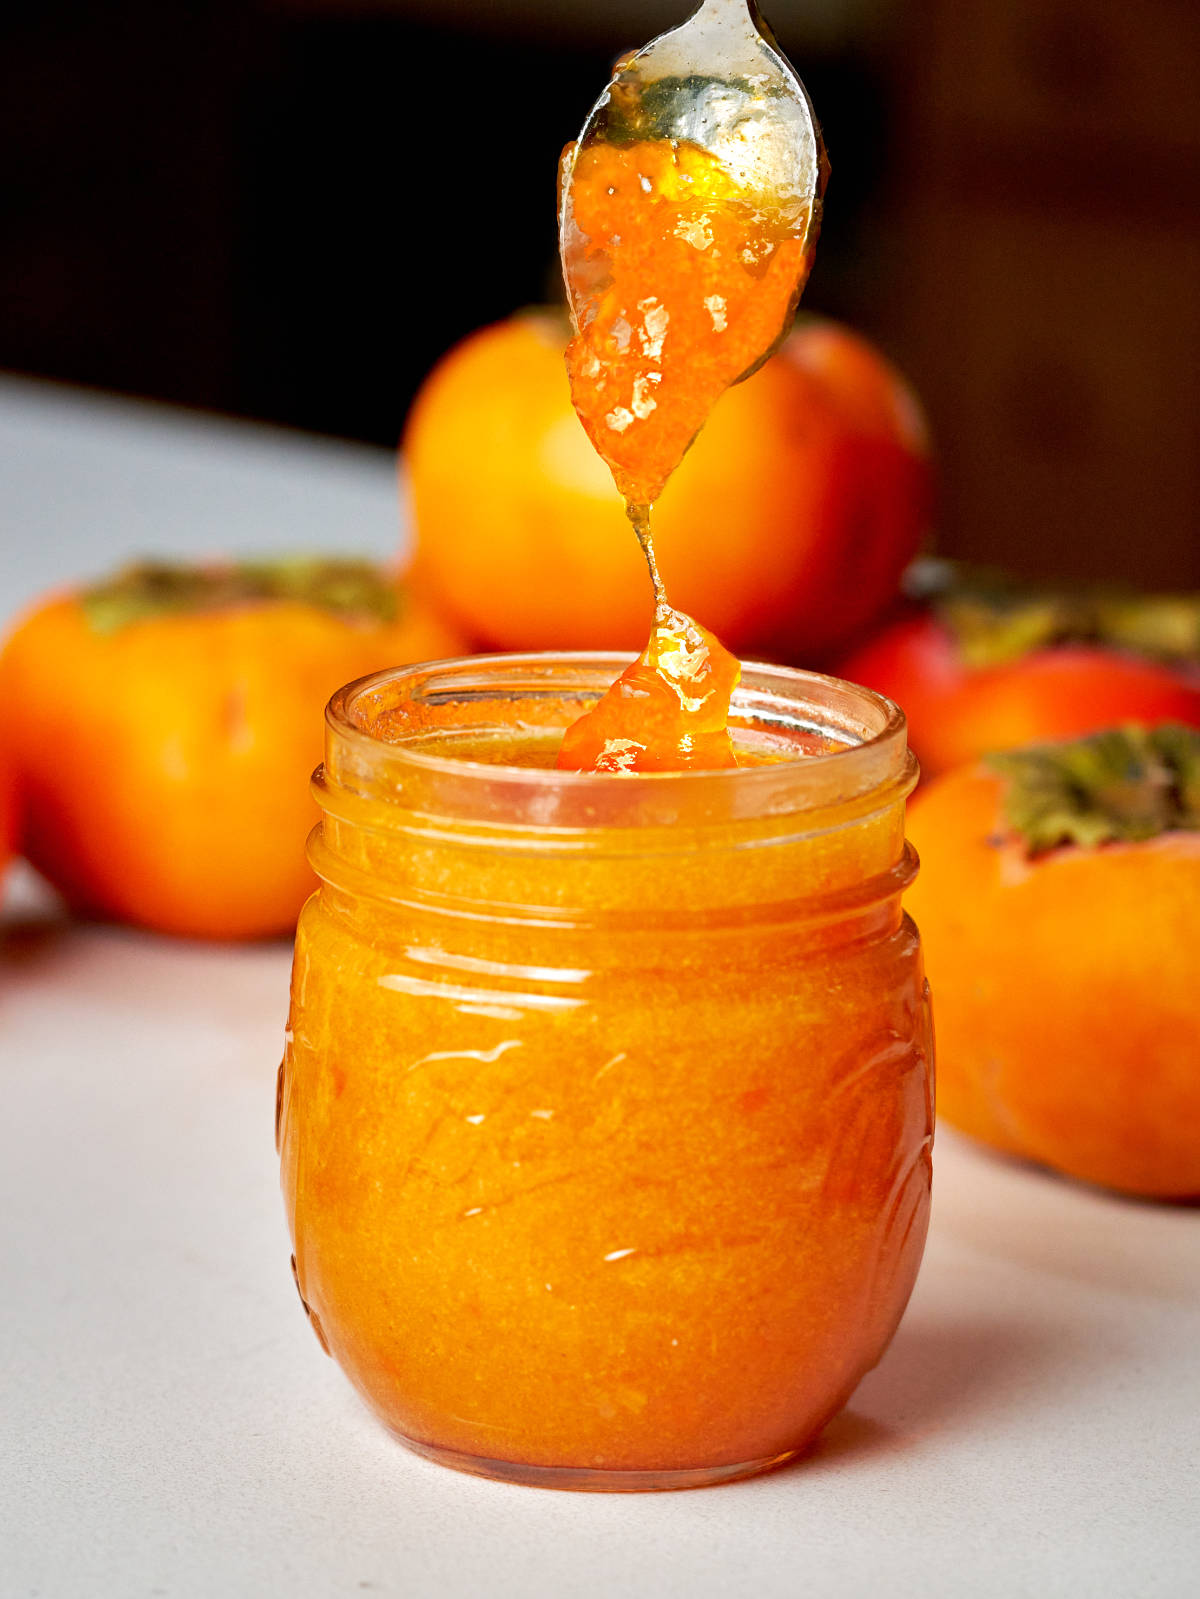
[560,0,828,351]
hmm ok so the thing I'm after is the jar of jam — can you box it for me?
[277,653,933,1490]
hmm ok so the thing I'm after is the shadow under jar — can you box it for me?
[277,654,934,1491]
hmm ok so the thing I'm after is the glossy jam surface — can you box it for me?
[563,138,812,507]
[279,669,932,1484]
[556,606,740,772]
[559,134,816,774]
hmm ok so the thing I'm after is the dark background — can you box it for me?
[3,0,1198,582]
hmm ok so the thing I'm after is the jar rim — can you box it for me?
[323,653,913,831]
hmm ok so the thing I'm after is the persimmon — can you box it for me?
[906,724,1200,1197]
[839,569,1200,776]
[405,311,931,660]
[0,734,13,886]
[0,559,465,939]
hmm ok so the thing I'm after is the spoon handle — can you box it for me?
[693,0,761,32]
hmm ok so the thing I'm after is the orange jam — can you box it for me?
[559,131,818,772]
[562,138,815,507]
[556,605,740,772]
[278,656,933,1488]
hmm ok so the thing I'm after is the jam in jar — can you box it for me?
[278,654,933,1489]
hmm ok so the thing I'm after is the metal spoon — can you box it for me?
[560,0,828,349]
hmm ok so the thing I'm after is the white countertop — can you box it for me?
[2,376,1198,1598]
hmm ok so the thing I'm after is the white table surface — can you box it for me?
[2,376,1198,1599]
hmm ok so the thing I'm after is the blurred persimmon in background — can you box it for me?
[405,310,932,662]
[0,736,12,883]
[839,567,1200,777]
[0,561,465,939]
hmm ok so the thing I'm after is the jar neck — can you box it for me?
[309,654,917,937]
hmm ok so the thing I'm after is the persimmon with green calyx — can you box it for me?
[837,564,1200,777]
[0,558,467,939]
[905,723,1200,1198]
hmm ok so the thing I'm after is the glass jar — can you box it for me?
[277,654,933,1491]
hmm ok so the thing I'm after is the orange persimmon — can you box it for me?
[838,570,1200,776]
[406,312,931,660]
[0,560,466,939]
[0,733,13,885]
[906,725,1200,1197]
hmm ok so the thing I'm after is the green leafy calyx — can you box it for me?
[989,724,1200,854]
[81,558,400,634]
[907,560,1200,669]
